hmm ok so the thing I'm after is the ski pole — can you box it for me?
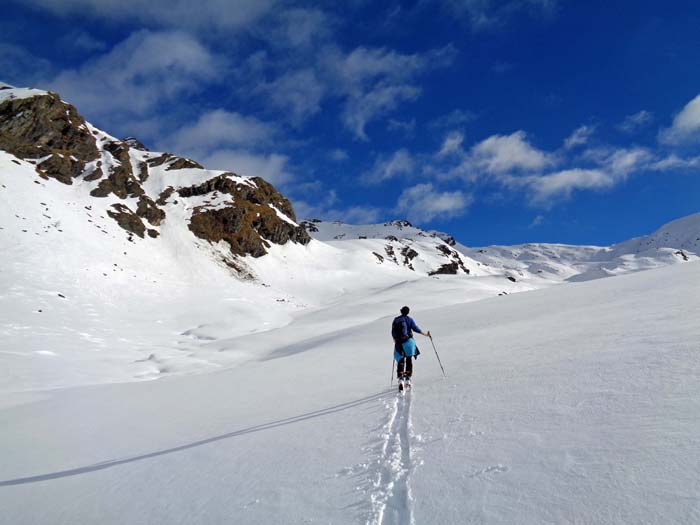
[429,335,446,377]
[390,356,394,387]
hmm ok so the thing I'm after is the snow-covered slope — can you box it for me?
[1,259,698,524]
[302,215,700,284]
[0,85,524,391]
[301,218,479,276]
[2,81,700,523]
[465,214,700,283]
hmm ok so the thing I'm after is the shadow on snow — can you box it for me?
[0,390,393,487]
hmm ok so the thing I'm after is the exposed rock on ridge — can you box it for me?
[0,84,310,264]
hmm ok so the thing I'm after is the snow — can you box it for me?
[0,84,48,104]
[1,256,699,523]
[2,94,700,521]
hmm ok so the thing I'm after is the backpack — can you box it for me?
[391,315,410,343]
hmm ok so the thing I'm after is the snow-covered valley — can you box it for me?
[2,83,700,523]
[1,258,699,524]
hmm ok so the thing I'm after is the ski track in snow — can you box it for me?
[367,390,416,525]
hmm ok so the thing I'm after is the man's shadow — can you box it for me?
[0,390,392,487]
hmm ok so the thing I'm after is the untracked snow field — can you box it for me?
[1,259,699,524]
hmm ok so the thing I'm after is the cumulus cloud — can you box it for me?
[363,149,415,184]
[508,146,654,204]
[618,110,653,134]
[50,30,220,119]
[160,109,290,187]
[166,110,276,153]
[396,183,471,223]
[196,150,292,186]
[564,125,595,150]
[469,131,554,174]
[659,94,700,145]
[519,169,613,204]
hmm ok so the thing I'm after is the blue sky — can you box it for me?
[2,0,700,245]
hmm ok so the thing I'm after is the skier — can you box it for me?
[392,306,431,391]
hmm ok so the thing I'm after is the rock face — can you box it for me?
[0,84,310,267]
[178,174,310,256]
[0,91,99,185]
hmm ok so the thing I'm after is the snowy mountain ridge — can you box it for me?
[302,214,700,283]
[1,81,698,393]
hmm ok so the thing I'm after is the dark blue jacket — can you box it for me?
[392,315,422,339]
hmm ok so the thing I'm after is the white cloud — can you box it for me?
[324,44,456,140]
[510,146,654,205]
[564,125,595,150]
[618,110,653,133]
[470,131,554,174]
[364,149,415,184]
[438,131,464,157]
[342,83,421,140]
[521,169,613,204]
[396,183,471,223]
[650,154,700,171]
[256,68,325,125]
[50,30,220,119]
[164,110,290,186]
[167,110,276,153]
[603,147,653,176]
[22,0,276,32]
[659,94,700,145]
[196,149,292,186]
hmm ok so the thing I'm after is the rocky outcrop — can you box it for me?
[181,175,310,257]
[0,91,99,162]
[147,153,203,171]
[0,91,99,185]
[107,203,147,238]
[0,84,311,265]
[122,137,149,151]
[300,219,320,233]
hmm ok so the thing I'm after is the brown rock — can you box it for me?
[136,195,165,226]
[0,92,99,162]
[36,153,86,185]
[107,203,146,238]
[181,174,310,257]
